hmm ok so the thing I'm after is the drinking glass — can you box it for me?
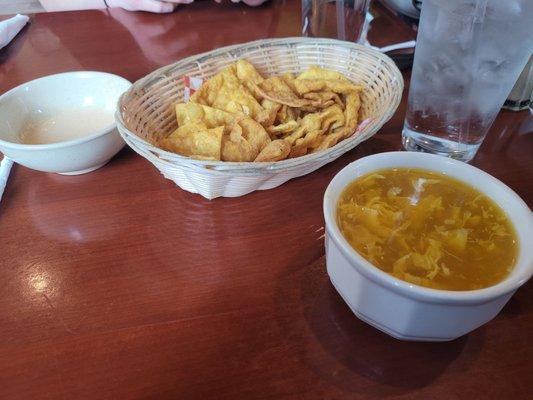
[402,0,533,162]
[301,0,370,43]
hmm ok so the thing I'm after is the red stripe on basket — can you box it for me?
[356,118,372,133]
[183,75,204,101]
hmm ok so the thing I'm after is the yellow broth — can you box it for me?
[337,168,518,291]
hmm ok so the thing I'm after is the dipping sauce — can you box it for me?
[337,168,518,291]
[19,107,114,144]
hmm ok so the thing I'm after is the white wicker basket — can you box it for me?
[116,37,403,199]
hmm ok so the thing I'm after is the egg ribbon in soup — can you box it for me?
[337,168,518,291]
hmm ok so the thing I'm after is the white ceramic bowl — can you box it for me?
[323,151,533,341]
[0,71,131,175]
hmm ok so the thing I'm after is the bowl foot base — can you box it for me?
[57,161,109,175]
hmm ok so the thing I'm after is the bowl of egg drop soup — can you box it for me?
[0,71,131,174]
[323,151,533,341]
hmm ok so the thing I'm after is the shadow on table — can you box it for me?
[290,256,484,397]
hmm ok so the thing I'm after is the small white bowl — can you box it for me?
[0,71,131,175]
[323,151,533,341]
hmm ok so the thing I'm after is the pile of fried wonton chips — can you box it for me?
[158,59,364,162]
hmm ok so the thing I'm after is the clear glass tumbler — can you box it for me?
[302,0,370,43]
[402,0,533,162]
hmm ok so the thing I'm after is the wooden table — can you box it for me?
[1,2,532,399]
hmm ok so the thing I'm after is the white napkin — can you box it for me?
[0,14,29,50]
[0,157,13,203]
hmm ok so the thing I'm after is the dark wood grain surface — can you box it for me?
[1,1,532,399]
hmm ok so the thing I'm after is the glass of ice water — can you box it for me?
[302,0,370,43]
[402,0,533,162]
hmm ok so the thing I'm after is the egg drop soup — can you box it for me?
[337,168,518,291]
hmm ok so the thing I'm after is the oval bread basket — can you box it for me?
[116,37,403,199]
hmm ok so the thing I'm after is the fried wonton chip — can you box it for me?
[254,139,291,162]
[292,79,363,96]
[188,66,233,106]
[253,76,309,108]
[288,142,308,159]
[275,105,301,125]
[314,130,344,152]
[284,112,322,145]
[315,91,360,151]
[235,59,265,97]
[303,91,344,109]
[275,105,288,124]
[222,123,258,162]
[312,99,335,109]
[235,59,264,84]
[174,102,270,161]
[159,123,223,160]
[204,105,270,161]
[303,104,346,149]
[278,105,346,156]
[267,120,299,136]
[261,98,281,128]
[320,104,346,131]
[296,66,351,82]
[284,104,345,145]
[190,64,270,125]
[279,72,297,91]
